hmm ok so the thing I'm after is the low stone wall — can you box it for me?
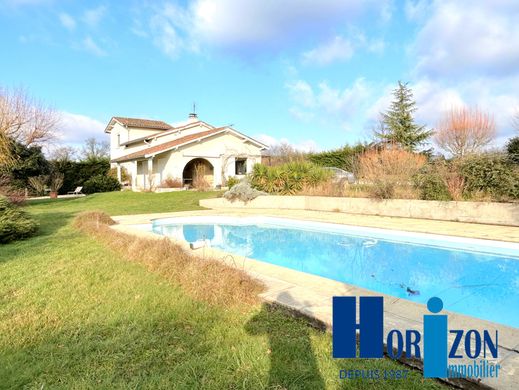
[200,196,519,226]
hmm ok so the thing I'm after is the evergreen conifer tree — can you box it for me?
[376,81,432,151]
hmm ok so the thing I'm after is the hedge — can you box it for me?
[51,158,111,194]
[308,143,367,172]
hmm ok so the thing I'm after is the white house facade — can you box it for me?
[105,114,268,191]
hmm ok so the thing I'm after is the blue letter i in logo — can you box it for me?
[423,297,447,378]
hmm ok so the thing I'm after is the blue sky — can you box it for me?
[1,0,518,151]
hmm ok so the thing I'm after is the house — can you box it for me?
[105,113,268,190]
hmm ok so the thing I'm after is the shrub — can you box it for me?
[506,136,519,164]
[459,153,519,200]
[359,148,426,199]
[413,165,451,201]
[0,175,26,205]
[225,176,240,189]
[443,169,466,201]
[161,176,183,188]
[83,174,121,194]
[0,195,38,243]
[49,172,64,193]
[250,162,331,195]
[28,175,48,196]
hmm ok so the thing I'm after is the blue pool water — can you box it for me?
[151,216,519,328]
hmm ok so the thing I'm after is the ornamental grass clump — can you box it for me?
[73,211,264,308]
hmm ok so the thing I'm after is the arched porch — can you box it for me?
[182,158,214,188]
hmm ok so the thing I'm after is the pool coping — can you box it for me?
[111,210,519,390]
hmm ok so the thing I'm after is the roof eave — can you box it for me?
[104,117,120,133]
[224,127,269,149]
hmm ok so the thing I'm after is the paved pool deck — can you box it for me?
[111,209,519,389]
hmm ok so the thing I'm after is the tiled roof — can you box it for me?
[119,120,211,146]
[112,128,224,162]
[113,117,173,130]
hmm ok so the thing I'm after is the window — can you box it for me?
[117,133,121,146]
[235,158,247,175]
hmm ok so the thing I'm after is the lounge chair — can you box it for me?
[67,186,83,195]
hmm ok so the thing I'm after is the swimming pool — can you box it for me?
[150,216,519,328]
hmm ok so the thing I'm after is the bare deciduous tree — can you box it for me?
[0,134,13,167]
[49,145,78,162]
[434,107,496,158]
[81,137,109,161]
[0,87,59,166]
[263,142,307,166]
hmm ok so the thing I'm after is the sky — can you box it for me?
[1,0,519,152]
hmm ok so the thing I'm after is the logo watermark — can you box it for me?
[332,296,501,380]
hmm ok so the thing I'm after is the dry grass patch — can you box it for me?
[300,180,347,197]
[73,211,264,308]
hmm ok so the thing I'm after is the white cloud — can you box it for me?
[365,37,385,54]
[56,112,106,146]
[59,12,76,30]
[286,78,372,119]
[142,0,388,58]
[302,36,354,66]
[379,0,393,24]
[191,0,374,49]
[82,36,106,56]
[285,78,377,140]
[412,80,464,126]
[365,78,519,148]
[286,80,316,108]
[403,0,519,147]
[131,19,148,38]
[149,3,197,58]
[302,32,385,66]
[412,1,519,78]
[288,107,315,123]
[83,5,107,27]
[254,133,320,153]
[404,0,430,21]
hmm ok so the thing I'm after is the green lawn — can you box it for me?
[0,191,444,389]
